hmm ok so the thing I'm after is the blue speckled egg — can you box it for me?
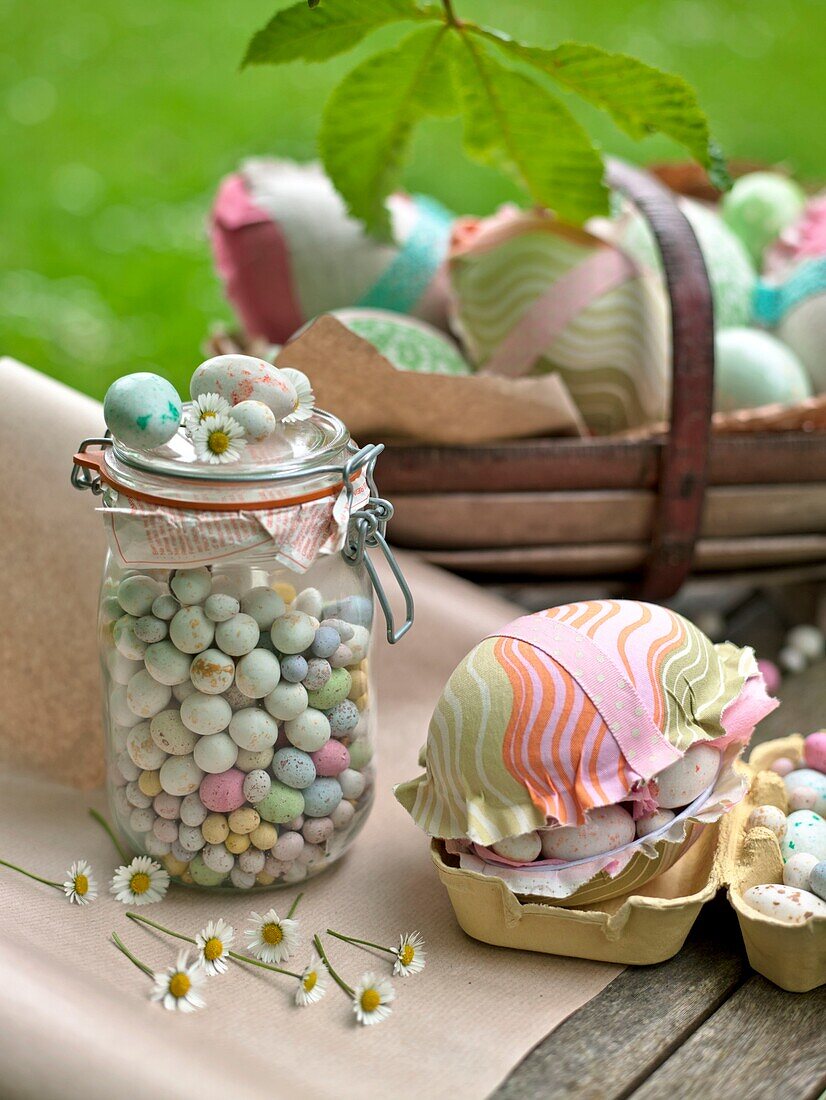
[302,777,343,818]
[781,809,826,863]
[810,860,826,901]
[104,373,182,449]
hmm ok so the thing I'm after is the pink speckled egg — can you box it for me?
[789,786,820,812]
[804,731,826,772]
[770,756,795,777]
[757,658,781,696]
[190,355,296,420]
[200,768,246,813]
[310,740,350,777]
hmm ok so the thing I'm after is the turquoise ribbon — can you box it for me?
[357,195,454,314]
[753,256,826,327]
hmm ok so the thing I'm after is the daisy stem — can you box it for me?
[326,928,395,956]
[313,934,354,998]
[111,932,154,978]
[126,911,195,945]
[0,857,61,891]
[228,952,302,981]
[287,891,304,919]
[88,809,130,863]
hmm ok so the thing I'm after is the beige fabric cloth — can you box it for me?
[0,360,621,1099]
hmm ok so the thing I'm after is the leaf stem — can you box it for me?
[441,0,460,26]
[112,932,154,978]
[313,934,354,998]
[126,911,195,945]
[88,809,130,863]
[287,891,304,919]
[0,857,61,892]
[327,928,396,956]
[228,951,302,981]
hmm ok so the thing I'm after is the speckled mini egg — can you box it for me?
[180,792,208,827]
[783,852,819,890]
[294,587,324,618]
[804,731,826,773]
[721,171,806,265]
[713,328,811,413]
[169,606,215,654]
[110,686,142,729]
[346,624,371,664]
[139,769,163,799]
[170,568,212,607]
[177,822,207,853]
[190,649,235,695]
[781,810,826,862]
[242,769,272,804]
[239,586,285,629]
[202,842,235,874]
[307,667,351,711]
[204,593,240,623]
[113,615,148,661]
[231,399,277,443]
[281,654,309,684]
[144,834,171,858]
[491,831,542,863]
[188,854,227,886]
[103,372,182,450]
[144,641,192,686]
[635,809,676,838]
[303,817,334,846]
[153,791,182,820]
[239,847,266,874]
[126,669,172,719]
[190,354,296,419]
[746,804,787,840]
[347,738,373,771]
[152,593,180,622]
[331,799,355,830]
[789,787,821,812]
[811,860,826,901]
[310,740,350,778]
[285,708,330,752]
[228,807,260,835]
[159,754,204,797]
[134,615,167,644]
[117,752,140,782]
[230,866,256,889]
[302,777,343,818]
[126,722,168,770]
[228,708,279,752]
[201,813,229,844]
[117,575,162,617]
[179,691,232,736]
[302,658,331,692]
[310,625,340,660]
[200,768,247,813]
[784,769,826,816]
[126,780,151,808]
[325,700,360,737]
[153,817,178,844]
[653,743,721,809]
[540,805,635,861]
[194,731,239,774]
[256,780,305,824]
[743,882,826,924]
[130,807,155,833]
[172,680,197,704]
[236,746,275,773]
[337,768,366,801]
[271,610,316,655]
[235,649,281,698]
[250,821,278,851]
[264,680,308,721]
[215,613,260,657]
[273,747,317,790]
[106,650,143,686]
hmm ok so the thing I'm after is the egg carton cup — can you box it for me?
[432,734,824,991]
[445,750,747,903]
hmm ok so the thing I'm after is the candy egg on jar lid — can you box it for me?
[396,600,777,905]
[190,354,296,421]
[103,373,182,450]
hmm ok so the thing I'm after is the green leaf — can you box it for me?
[477,31,725,183]
[244,0,440,67]
[451,35,608,224]
[319,24,455,238]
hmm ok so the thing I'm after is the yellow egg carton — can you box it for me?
[432,734,825,992]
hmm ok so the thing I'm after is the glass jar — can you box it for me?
[72,408,412,890]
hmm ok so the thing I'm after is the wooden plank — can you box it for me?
[492,898,749,1100]
[629,975,826,1100]
[389,485,826,550]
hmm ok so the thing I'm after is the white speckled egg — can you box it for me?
[215,613,260,657]
[194,731,239,774]
[202,842,235,874]
[330,799,355,830]
[337,768,366,801]
[540,805,635,861]
[746,804,787,841]
[491,831,542,863]
[347,624,371,664]
[240,586,286,630]
[204,593,240,623]
[783,852,819,889]
[117,575,162,617]
[781,810,826,863]
[110,686,142,729]
[190,354,296,419]
[264,680,308,721]
[143,834,171,858]
[134,615,167,644]
[103,373,182,450]
[784,769,826,816]
[179,691,232,736]
[654,743,721,809]
[235,648,281,698]
[230,866,256,889]
[231,400,277,442]
[130,807,155,834]
[113,615,148,661]
[169,606,215,654]
[239,847,266,874]
[243,769,272,804]
[153,817,178,844]
[170,568,212,606]
[159,754,204,796]
[236,746,275,772]
[293,587,324,618]
[635,809,676,838]
[743,882,826,924]
[151,594,180,622]
[150,709,198,756]
[285,708,330,752]
[180,792,208,827]
[126,722,168,770]
[271,611,316,655]
[190,649,235,694]
[178,823,207,853]
[126,780,151,808]
[228,708,279,751]
[126,669,172,718]
[144,640,192,686]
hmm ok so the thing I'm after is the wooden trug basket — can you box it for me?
[376,160,826,600]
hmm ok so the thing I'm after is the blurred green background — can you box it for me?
[3,0,825,398]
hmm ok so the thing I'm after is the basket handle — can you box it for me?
[606,158,715,600]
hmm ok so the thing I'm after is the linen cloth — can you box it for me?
[0,360,621,1100]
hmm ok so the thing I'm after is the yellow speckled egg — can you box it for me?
[250,822,277,850]
[201,813,229,844]
[228,807,260,835]
[226,831,250,854]
[138,769,163,798]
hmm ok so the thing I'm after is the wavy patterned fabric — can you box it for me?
[395,600,774,846]
[447,213,669,433]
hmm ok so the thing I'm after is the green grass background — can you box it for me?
[2,0,825,399]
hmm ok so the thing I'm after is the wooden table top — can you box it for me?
[493,657,826,1100]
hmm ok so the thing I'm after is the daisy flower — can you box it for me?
[281,368,315,423]
[194,918,235,977]
[394,931,426,977]
[192,412,246,465]
[150,949,207,1013]
[186,392,231,433]
[110,856,170,906]
[295,952,328,1007]
[63,860,98,906]
[245,908,300,964]
[352,972,395,1026]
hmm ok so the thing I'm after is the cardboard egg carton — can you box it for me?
[432,735,825,992]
